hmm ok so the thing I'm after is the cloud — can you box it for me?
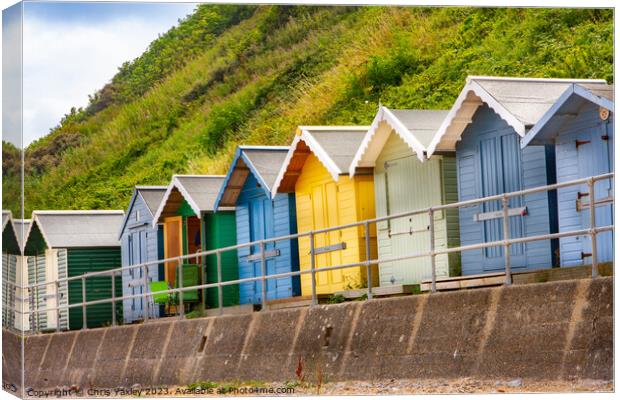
[2,3,23,148]
[21,4,195,146]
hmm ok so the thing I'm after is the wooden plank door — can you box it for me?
[325,182,343,287]
[164,217,182,287]
[311,185,329,290]
[479,132,526,271]
[577,122,613,263]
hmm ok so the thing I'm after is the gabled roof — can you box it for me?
[2,210,19,253]
[272,126,369,195]
[26,210,125,249]
[153,175,228,225]
[427,76,608,155]
[214,146,290,209]
[138,186,168,214]
[349,107,449,176]
[521,83,614,147]
[2,210,11,231]
[118,186,167,239]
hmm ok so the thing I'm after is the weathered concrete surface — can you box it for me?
[5,277,613,391]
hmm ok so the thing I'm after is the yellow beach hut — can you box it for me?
[272,126,379,295]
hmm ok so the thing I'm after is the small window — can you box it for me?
[136,210,141,221]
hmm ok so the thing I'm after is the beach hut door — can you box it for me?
[576,123,613,263]
[479,134,526,270]
[128,231,147,319]
[249,199,276,303]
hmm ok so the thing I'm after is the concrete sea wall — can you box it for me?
[3,277,613,392]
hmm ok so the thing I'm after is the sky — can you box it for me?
[6,1,197,147]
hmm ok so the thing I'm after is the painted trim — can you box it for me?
[240,152,273,198]
[213,148,245,210]
[2,211,11,231]
[299,128,342,182]
[118,189,141,240]
[2,213,19,250]
[272,126,371,197]
[214,146,288,209]
[349,106,428,176]
[427,77,608,157]
[427,80,527,157]
[520,83,615,148]
[25,215,52,251]
[271,136,304,198]
[152,176,204,227]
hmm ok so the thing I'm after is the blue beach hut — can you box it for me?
[119,186,167,323]
[428,76,607,276]
[520,82,614,266]
[214,146,300,304]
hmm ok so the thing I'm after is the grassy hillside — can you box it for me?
[3,6,613,214]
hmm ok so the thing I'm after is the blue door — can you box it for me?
[576,121,613,263]
[127,231,148,319]
[556,117,613,265]
[478,130,527,271]
[249,198,276,303]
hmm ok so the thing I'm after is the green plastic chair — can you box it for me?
[176,264,200,302]
[150,281,174,305]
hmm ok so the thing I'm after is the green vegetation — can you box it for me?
[2,6,613,214]
[186,380,218,390]
[327,294,346,304]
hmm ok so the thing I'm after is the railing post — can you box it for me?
[310,232,317,306]
[111,271,116,326]
[55,280,61,332]
[81,276,87,330]
[429,209,437,293]
[588,177,599,278]
[29,287,36,333]
[502,195,512,285]
[143,264,150,322]
[178,260,184,319]
[217,251,223,315]
[260,241,267,311]
[365,221,373,300]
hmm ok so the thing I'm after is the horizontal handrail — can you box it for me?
[2,172,614,333]
[12,172,614,291]
[9,225,613,316]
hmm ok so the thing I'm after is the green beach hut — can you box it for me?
[152,175,239,310]
[23,210,124,331]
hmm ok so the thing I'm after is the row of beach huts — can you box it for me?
[2,76,614,332]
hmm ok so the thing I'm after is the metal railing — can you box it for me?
[2,172,614,333]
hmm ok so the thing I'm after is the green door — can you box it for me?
[203,212,239,308]
[67,248,122,330]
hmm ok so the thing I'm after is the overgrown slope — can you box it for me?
[2,6,613,214]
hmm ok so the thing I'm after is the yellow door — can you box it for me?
[309,182,344,293]
[325,182,343,285]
